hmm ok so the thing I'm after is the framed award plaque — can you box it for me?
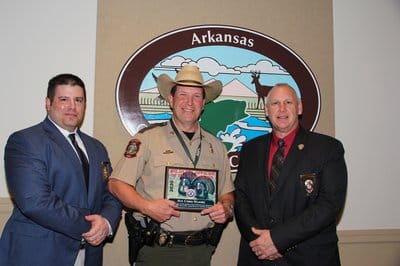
[164,166,218,211]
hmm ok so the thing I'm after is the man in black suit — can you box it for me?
[234,83,347,265]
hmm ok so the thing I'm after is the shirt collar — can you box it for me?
[272,126,299,147]
[167,119,202,141]
[47,115,77,138]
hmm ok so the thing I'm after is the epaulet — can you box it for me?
[138,121,167,134]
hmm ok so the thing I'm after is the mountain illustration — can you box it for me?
[140,78,257,98]
[219,79,257,97]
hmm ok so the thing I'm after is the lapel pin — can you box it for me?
[298,144,304,150]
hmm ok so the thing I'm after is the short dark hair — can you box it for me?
[47,74,86,102]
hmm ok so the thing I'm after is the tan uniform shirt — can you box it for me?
[111,120,234,232]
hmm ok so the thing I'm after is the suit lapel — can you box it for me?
[258,134,272,201]
[43,118,80,166]
[43,118,89,199]
[270,128,307,200]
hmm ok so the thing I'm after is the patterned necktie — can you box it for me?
[69,133,89,190]
[270,139,285,192]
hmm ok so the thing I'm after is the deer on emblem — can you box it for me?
[251,71,273,109]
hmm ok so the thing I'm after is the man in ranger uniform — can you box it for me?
[109,65,234,266]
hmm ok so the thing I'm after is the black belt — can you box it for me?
[154,229,209,247]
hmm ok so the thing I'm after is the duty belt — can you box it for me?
[155,229,209,247]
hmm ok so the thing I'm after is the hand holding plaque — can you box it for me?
[164,166,218,211]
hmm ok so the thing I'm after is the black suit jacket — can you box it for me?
[234,127,347,266]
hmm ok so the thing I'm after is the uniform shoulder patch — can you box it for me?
[124,139,141,158]
[138,122,167,134]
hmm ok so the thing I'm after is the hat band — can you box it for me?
[176,79,203,86]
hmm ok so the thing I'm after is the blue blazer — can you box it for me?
[0,118,122,266]
[234,127,347,266]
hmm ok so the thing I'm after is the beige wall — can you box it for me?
[94,0,335,165]
[1,198,399,265]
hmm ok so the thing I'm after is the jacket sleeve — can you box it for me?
[98,181,122,235]
[5,132,92,240]
[96,143,122,233]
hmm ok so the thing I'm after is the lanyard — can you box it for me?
[170,119,202,168]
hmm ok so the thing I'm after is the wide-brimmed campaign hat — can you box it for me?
[157,65,222,103]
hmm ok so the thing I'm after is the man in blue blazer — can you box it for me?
[234,84,347,265]
[0,74,122,266]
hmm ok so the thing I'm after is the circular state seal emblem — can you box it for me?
[116,24,321,172]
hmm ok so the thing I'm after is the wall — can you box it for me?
[94,0,335,165]
[94,1,333,265]
[333,0,400,230]
[1,0,400,265]
[0,0,97,195]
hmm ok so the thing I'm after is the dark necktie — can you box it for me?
[270,139,285,192]
[69,133,89,190]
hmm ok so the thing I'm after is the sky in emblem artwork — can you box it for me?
[139,46,300,153]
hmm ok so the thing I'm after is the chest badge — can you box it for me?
[101,161,110,179]
[300,173,316,195]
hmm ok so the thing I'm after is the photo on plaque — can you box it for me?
[164,166,218,211]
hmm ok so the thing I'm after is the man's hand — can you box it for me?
[201,201,232,224]
[108,179,180,223]
[249,227,282,261]
[142,199,180,223]
[82,215,109,246]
